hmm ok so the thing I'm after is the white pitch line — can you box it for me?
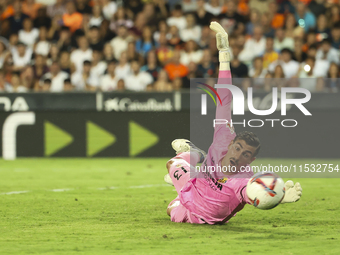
[50,188,73,192]
[97,186,117,190]
[0,190,29,195]
[1,184,170,195]
[97,184,169,190]
[129,184,169,189]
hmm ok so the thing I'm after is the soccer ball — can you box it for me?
[246,172,285,210]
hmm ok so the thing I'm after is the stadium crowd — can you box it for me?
[0,0,339,93]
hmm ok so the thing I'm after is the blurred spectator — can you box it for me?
[125,60,153,91]
[88,26,104,51]
[7,1,29,32]
[269,48,299,78]
[274,28,294,52]
[182,0,197,13]
[195,0,214,27]
[34,26,50,57]
[156,32,173,65]
[246,9,261,35]
[0,70,9,92]
[102,0,117,21]
[34,7,52,29]
[249,56,267,79]
[198,25,213,48]
[153,20,170,43]
[298,57,319,92]
[269,1,285,29]
[302,30,317,53]
[327,4,340,25]
[49,44,61,64]
[205,0,221,16]
[167,4,186,30]
[59,51,71,74]
[0,2,14,21]
[126,41,142,63]
[172,77,183,90]
[41,78,51,91]
[181,61,197,88]
[90,50,107,78]
[0,40,10,69]
[41,61,69,92]
[62,1,83,33]
[331,24,340,50]
[293,39,307,63]
[103,43,115,62]
[295,2,316,32]
[219,0,245,34]
[100,19,115,42]
[284,13,297,38]
[48,15,62,41]
[19,18,39,48]
[180,13,201,43]
[115,51,130,80]
[11,42,33,71]
[89,5,104,27]
[307,44,329,77]
[196,49,215,78]
[110,25,130,60]
[164,49,189,80]
[22,0,42,20]
[262,37,279,69]
[327,62,340,92]
[8,72,27,92]
[124,0,143,17]
[32,54,49,88]
[47,0,66,18]
[57,26,73,52]
[315,14,330,40]
[63,78,74,91]
[110,7,134,32]
[316,38,340,65]
[308,0,327,18]
[180,40,203,66]
[261,12,275,38]
[168,25,184,48]
[154,69,173,91]
[116,79,125,91]
[141,50,161,82]
[100,60,119,91]
[238,26,266,63]
[71,60,98,91]
[75,0,92,15]
[230,46,248,78]
[9,33,19,51]
[70,35,93,73]
[136,26,157,56]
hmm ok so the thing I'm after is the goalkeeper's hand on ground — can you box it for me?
[280,181,302,204]
[209,21,231,62]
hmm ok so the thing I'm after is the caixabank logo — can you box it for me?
[198,82,312,128]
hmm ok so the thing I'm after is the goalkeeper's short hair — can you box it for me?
[234,131,261,156]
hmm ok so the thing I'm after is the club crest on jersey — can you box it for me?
[217,177,228,183]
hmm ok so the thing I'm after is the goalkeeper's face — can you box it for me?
[224,139,257,171]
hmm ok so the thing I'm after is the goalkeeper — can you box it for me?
[165,22,302,224]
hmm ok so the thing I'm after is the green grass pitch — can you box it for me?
[0,158,339,255]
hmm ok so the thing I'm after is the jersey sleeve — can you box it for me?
[212,70,235,146]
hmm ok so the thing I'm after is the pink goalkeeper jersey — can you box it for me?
[178,71,253,224]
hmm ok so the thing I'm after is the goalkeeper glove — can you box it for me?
[209,21,231,62]
[280,180,302,204]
